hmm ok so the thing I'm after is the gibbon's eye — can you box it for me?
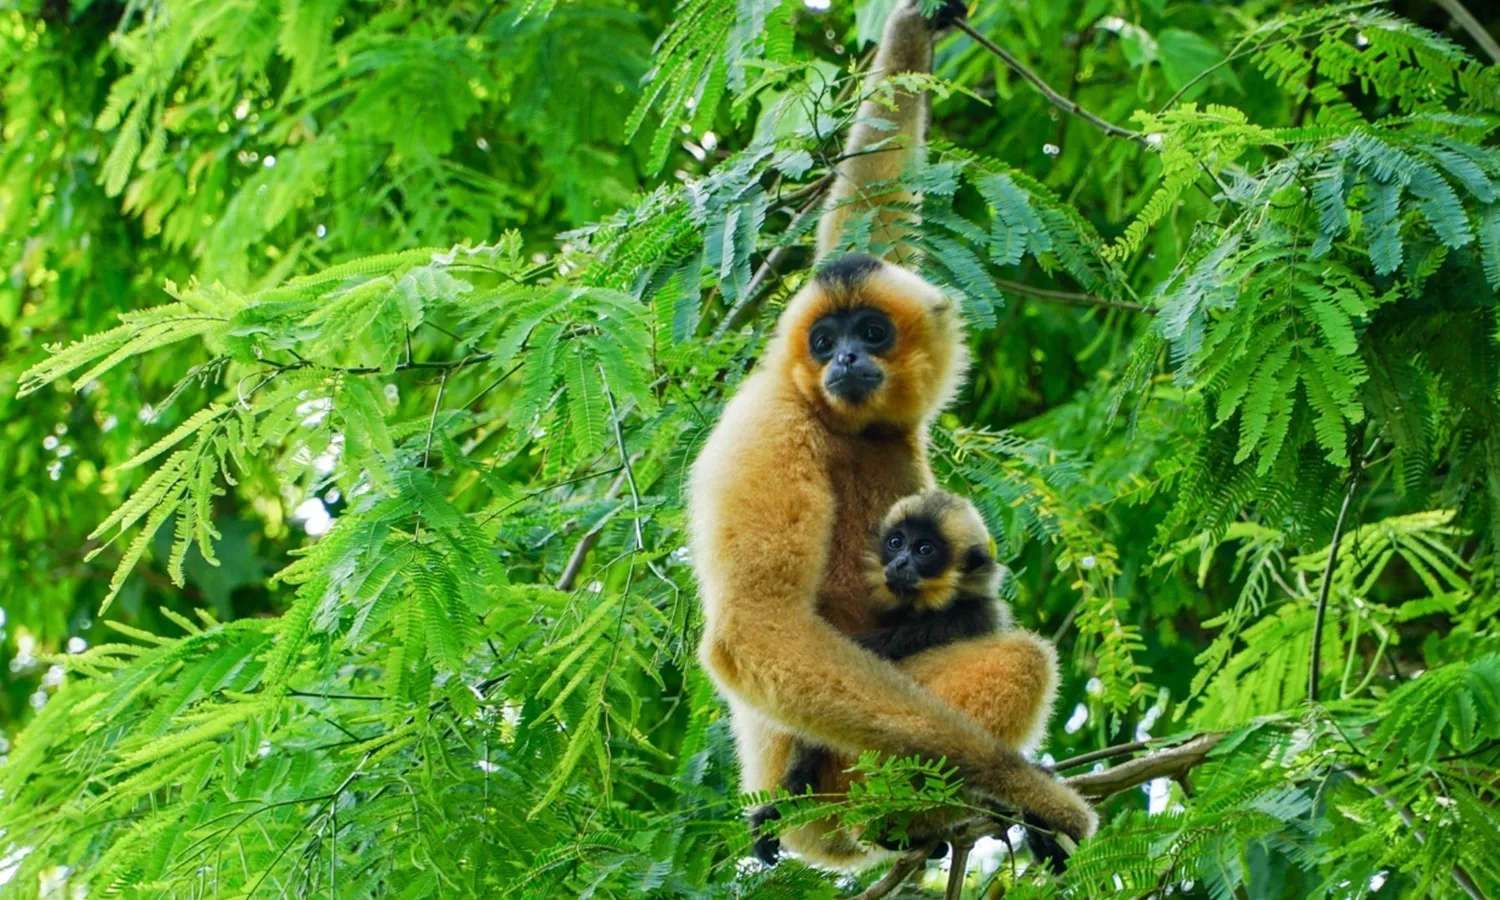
[915,541,936,557]
[811,332,835,358]
[886,533,904,551]
[861,321,888,345]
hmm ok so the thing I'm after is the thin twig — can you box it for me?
[953,18,1146,145]
[1434,0,1500,63]
[1364,780,1485,900]
[271,352,497,377]
[602,370,677,590]
[1154,7,1377,113]
[287,690,385,702]
[1308,455,1363,703]
[1052,738,1152,772]
[995,278,1154,315]
[423,371,449,469]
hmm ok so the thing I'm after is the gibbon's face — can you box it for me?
[807,307,896,405]
[868,490,997,611]
[774,254,967,431]
[879,515,952,601]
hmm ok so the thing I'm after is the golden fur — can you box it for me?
[815,2,935,264]
[687,2,1096,869]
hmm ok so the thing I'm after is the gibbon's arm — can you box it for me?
[696,423,1096,840]
[815,2,946,263]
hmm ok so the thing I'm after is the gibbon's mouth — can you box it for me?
[884,571,920,599]
[824,370,883,404]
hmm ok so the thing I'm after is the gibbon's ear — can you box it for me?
[961,544,991,574]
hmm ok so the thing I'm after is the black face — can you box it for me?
[808,307,895,404]
[880,516,951,599]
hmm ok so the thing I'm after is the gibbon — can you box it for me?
[749,489,1014,865]
[687,0,1095,870]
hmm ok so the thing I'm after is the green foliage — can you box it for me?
[3,1,1499,898]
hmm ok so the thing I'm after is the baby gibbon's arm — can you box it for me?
[816,2,952,263]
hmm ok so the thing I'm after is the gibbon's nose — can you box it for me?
[823,347,883,403]
[885,556,918,593]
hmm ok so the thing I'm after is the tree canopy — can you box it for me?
[2,0,1499,896]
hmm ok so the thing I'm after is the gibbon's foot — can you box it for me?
[749,804,782,866]
[1021,812,1072,874]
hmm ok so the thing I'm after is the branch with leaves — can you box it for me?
[854,734,1226,899]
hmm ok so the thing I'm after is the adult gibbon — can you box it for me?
[687,0,1095,869]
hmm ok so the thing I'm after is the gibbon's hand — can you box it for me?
[921,0,969,29]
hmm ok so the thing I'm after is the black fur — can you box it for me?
[749,804,782,866]
[924,0,968,28]
[1022,811,1071,874]
[856,591,997,660]
[815,252,882,289]
[961,543,990,574]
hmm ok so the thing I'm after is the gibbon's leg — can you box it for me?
[815,1,939,264]
[814,634,1059,789]
[898,631,1060,755]
[703,608,1095,844]
[780,634,1061,866]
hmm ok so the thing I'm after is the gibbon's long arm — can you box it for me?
[815,2,942,263]
[694,413,1097,840]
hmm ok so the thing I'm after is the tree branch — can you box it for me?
[953,18,1146,146]
[854,734,1226,898]
[944,838,973,900]
[853,851,929,900]
[1434,0,1500,63]
[554,471,629,592]
[712,175,834,340]
[1064,732,1223,802]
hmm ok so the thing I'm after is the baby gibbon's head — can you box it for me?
[772,254,968,432]
[865,490,999,612]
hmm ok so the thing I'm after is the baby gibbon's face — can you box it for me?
[867,490,999,612]
[878,515,951,602]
